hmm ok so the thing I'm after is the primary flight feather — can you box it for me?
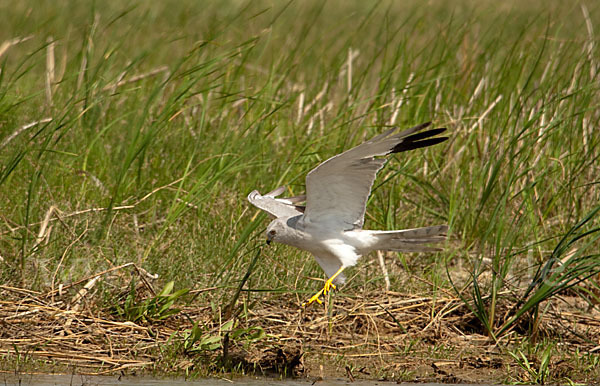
[248,122,448,306]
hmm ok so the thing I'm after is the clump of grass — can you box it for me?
[456,204,600,340]
[113,280,190,323]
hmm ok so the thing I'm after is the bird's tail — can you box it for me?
[368,225,448,252]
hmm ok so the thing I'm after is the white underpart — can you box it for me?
[277,220,446,284]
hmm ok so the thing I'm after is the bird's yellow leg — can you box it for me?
[323,265,345,294]
[302,266,345,307]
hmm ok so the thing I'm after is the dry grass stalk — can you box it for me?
[51,224,89,300]
[0,35,33,59]
[63,276,100,332]
[76,14,99,92]
[468,94,503,134]
[0,118,53,151]
[581,4,597,79]
[347,47,354,93]
[44,262,157,299]
[45,37,55,106]
[302,81,328,117]
[34,206,58,251]
[307,102,332,136]
[102,66,169,92]
[388,73,414,126]
[296,91,305,124]
[376,250,390,291]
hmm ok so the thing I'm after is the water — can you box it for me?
[2,374,494,386]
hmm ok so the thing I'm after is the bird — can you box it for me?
[248,122,448,306]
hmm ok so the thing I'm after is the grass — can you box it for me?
[1,0,600,383]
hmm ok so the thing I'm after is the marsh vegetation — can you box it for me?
[1,0,599,383]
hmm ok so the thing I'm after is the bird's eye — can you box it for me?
[268,230,276,236]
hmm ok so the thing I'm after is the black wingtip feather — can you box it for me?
[404,127,447,142]
[391,127,448,153]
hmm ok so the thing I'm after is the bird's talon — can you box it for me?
[304,278,340,306]
[322,279,336,295]
[303,288,326,307]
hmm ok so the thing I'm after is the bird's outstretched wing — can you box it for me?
[304,122,447,229]
[248,186,306,219]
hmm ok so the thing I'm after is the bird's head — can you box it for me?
[266,216,303,246]
[265,218,287,245]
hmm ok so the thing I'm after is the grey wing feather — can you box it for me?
[266,186,287,197]
[304,123,447,229]
[248,188,305,219]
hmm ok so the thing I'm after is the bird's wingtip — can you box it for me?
[266,186,286,197]
[247,190,261,202]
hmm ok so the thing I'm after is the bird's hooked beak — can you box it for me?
[266,232,273,245]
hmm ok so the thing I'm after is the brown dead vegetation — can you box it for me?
[1,270,599,383]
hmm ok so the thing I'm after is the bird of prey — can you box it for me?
[248,122,448,306]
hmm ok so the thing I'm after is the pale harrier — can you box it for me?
[248,122,448,306]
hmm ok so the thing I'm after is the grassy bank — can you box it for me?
[1,0,599,383]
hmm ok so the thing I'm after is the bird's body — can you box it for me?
[248,122,448,305]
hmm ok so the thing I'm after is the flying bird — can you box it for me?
[248,122,448,306]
